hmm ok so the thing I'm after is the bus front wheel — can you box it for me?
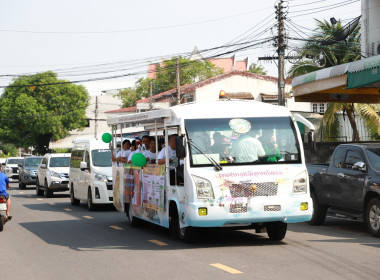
[170,206,195,243]
[266,221,287,241]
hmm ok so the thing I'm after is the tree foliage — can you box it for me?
[0,143,18,157]
[0,71,89,154]
[117,57,223,107]
[247,63,267,75]
[287,19,380,141]
[288,19,361,78]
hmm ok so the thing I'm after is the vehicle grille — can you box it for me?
[264,205,281,211]
[229,182,278,198]
[106,182,113,191]
[229,206,248,213]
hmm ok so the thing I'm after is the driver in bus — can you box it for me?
[230,129,265,163]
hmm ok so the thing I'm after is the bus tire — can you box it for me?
[126,203,141,227]
[308,191,327,225]
[170,205,195,243]
[266,221,287,241]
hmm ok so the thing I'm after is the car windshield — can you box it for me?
[92,149,112,167]
[49,157,70,167]
[8,158,23,165]
[366,148,380,171]
[185,117,301,167]
[25,157,42,166]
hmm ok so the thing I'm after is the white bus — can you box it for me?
[108,98,313,242]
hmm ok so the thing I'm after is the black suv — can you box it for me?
[18,156,43,189]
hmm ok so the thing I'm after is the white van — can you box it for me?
[69,138,113,210]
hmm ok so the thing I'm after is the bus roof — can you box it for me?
[107,100,292,127]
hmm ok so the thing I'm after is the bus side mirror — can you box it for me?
[176,136,187,158]
[307,131,315,153]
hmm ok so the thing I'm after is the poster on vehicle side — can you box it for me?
[112,166,124,212]
[142,164,165,211]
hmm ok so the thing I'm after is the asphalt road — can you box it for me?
[2,182,380,280]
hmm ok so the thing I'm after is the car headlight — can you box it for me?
[94,172,108,182]
[50,171,61,178]
[192,175,214,199]
[293,171,307,194]
[24,169,33,175]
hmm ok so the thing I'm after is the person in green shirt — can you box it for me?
[261,132,282,162]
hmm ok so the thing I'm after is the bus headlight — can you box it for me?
[192,175,214,199]
[293,171,307,194]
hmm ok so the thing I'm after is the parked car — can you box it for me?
[307,143,380,237]
[36,153,70,198]
[1,157,23,182]
[18,156,43,189]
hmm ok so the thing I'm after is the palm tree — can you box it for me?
[289,19,380,142]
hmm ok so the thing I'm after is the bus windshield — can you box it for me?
[91,149,112,167]
[185,117,301,167]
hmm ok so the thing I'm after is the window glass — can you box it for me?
[70,150,84,168]
[332,148,346,168]
[343,150,362,169]
[7,158,23,165]
[185,117,300,167]
[25,157,43,166]
[91,149,112,167]
[366,148,380,171]
[49,157,70,167]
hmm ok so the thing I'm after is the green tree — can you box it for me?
[116,87,141,108]
[0,143,18,157]
[288,19,361,77]
[289,19,380,141]
[0,71,89,154]
[247,63,267,75]
[137,57,223,98]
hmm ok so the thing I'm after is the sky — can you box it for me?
[0,0,361,96]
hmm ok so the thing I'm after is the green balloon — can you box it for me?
[102,133,112,143]
[131,152,146,167]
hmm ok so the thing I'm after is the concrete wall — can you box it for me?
[195,75,278,102]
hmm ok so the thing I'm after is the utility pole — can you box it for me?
[176,57,181,105]
[277,0,285,106]
[258,1,301,106]
[94,96,98,138]
[149,81,153,110]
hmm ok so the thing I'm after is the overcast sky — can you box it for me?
[0,0,361,95]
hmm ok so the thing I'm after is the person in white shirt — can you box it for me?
[157,134,178,167]
[127,140,138,164]
[230,130,265,163]
[111,142,121,167]
[117,139,131,166]
[143,137,157,164]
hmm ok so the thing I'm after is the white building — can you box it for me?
[49,94,121,149]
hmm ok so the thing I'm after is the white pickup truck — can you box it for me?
[1,157,23,182]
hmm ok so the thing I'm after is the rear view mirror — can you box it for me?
[39,164,47,169]
[18,163,23,167]
[176,135,186,158]
[353,161,366,171]
[80,161,88,170]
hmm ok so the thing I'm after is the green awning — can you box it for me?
[347,55,380,89]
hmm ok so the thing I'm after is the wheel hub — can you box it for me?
[369,204,380,230]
